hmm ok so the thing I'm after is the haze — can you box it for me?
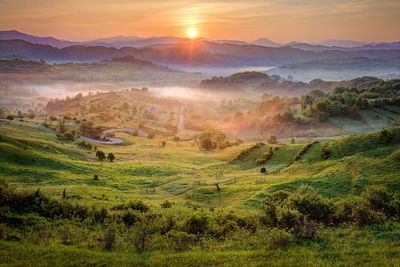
[1,0,399,43]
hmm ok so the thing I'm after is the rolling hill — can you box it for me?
[2,39,400,69]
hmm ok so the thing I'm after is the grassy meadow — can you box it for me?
[1,119,400,266]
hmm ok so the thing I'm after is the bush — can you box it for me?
[160,200,173,208]
[287,186,333,223]
[320,143,331,160]
[333,196,385,227]
[128,214,158,252]
[96,151,106,161]
[56,132,74,141]
[261,190,290,227]
[379,129,394,144]
[112,200,149,213]
[121,211,140,228]
[362,185,392,215]
[276,206,303,230]
[267,228,293,249]
[104,227,116,251]
[107,153,116,162]
[167,230,196,251]
[184,214,209,235]
[267,135,277,144]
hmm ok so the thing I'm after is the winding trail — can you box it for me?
[80,128,149,144]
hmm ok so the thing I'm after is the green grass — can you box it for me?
[1,122,400,266]
[1,224,399,266]
[1,122,399,211]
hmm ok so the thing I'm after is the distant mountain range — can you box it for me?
[0,30,399,81]
[267,57,400,81]
[1,38,400,67]
[1,30,399,51]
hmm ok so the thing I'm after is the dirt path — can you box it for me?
[80,128,149,144]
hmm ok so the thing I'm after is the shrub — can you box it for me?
[167,230,196,251]
[121,211,140,228]
[107,153,116,162]
[56,132,74,141]
[184,214,209,235]
[128,214,158,252]
[160,200,173,208]
[112,200,149,213]
[104,227,116,251]
[276,206,303,230]
[267,228,293,249]
[261,190,290,227]
[362,185,392,215]
[320,143,331,160]
[333,196,385,227]
[287,187,333,223]
[96,151,106,161]
[379,129,394,144]
[267,135,277,144]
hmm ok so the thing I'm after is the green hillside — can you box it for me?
[1,121,399,210]
[1,121,400,266]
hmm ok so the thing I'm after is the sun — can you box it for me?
[187,28,197,39]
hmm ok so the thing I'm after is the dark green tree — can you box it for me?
[96,151,106,161]
[107,153,116,162]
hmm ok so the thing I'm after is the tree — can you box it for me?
[96,151,106,161]
[290,138,295,144]
[62,188,67,200]
[6,115,14,121]
[57,119,66,133]
[200,137,215,151]
[107,153,116,162]
[267,135,277,144]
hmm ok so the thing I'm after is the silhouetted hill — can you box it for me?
[1,39,400,69]
[0,30,78,48]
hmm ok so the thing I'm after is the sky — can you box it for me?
[1,0,399,43]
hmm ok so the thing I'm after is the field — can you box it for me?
[1,121,399,210]
[1,118,400,266]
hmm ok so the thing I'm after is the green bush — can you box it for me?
[167,230,196,251]
[276,206,303,230]
[320,143,331,160]
[104,227,116,251]
[287,186,333,223]
[160,200,173,208]
[266,228,293,249]
[112,200,149,213]
[183,214,209,235]
[379,129,394,144]
[333,196,385,227]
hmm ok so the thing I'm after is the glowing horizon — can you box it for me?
[1,0,399,43]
